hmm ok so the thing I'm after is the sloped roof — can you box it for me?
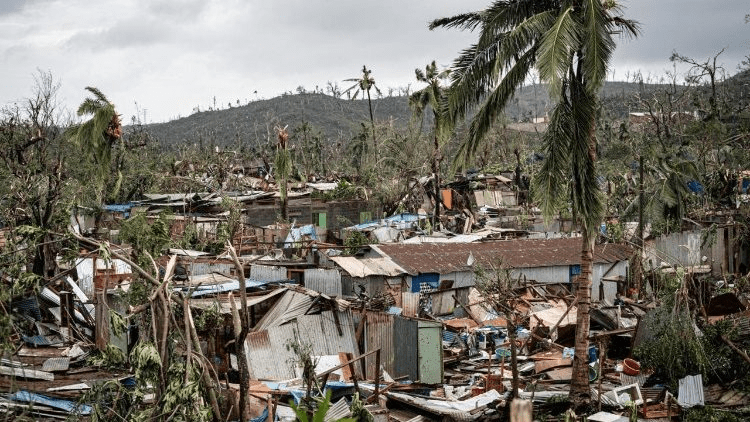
[373,238,632,275]
[330,256,406,278]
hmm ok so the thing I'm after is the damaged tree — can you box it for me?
[431,0,639,408]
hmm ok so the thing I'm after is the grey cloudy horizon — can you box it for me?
[1,0,748,124]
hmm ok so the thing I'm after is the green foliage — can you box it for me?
[194,304,222,332]
[633,306,708,389]
[683,406,742,422]
[314,180,365,201]
[109,309,128,337]
[289,389,356,422]
[87,344,127,369]
[349,392,374,422]
[118,211,173,266]
[344,231,371,255]
[129,342,162,389]
[159,361,212,422]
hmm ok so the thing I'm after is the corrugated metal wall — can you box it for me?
[250,264,287,281]
[644,228,730,275]
[401,293,420,317]
[245,310,360,380]
[189,262,232,277]
[304,268,342,296]
[393,316,419,380]
[364,312,395,379]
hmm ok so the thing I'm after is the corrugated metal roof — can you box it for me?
[373,238,632,275]
[244,311,359,381]
[329,256,406,278]
[189,288,286,314]
[304,268,342,297]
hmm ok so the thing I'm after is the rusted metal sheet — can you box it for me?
[364,312,395,379]
[304,268,342,297]
[250,264,287,281]
[401,293,420,317]
[374,238,631,275]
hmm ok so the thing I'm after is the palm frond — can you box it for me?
[447,10,553,125]
[532,100,574,220]
[581,0,615,93]
[454,46,537,166]
[430,12,483,31]
[537,5,579,96]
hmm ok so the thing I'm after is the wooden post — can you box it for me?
[374,349,381,402]
[95,289,109,351]
[510,399,532,422]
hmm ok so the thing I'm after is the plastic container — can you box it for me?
[623,358,641,376]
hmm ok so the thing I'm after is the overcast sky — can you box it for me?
[1,0,748,123]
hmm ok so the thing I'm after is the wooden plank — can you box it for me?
[0,365,54,381]
[534,358,572,373]
[544,367,572,381]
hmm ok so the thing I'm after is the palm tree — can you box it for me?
[69,87,122,179]
[431,0,638,406]
[410,61,453,230]
[274,125,292,221]
[68,87,123,233]
[344,65,382,140]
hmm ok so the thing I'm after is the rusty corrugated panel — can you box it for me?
[364,312,395,379]
[375,238,632,275]
[304,268,342,296]
[401,293,420,317]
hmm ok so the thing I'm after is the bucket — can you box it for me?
[623,358,641,376]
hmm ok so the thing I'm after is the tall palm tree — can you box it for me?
[344,65,382,140]
[431,0,638,406]
[410,61,453,230]
[274,125,292,221]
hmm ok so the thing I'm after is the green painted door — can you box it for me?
[417,321,443,384]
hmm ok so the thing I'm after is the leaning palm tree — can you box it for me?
[431,0,638,407]
[68,86,123,208]
[344,65,382,140]
[410,61,453,231]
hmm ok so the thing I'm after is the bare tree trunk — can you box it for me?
[228,244,251,422]
[432,133,442,231]
[570,228,594,406]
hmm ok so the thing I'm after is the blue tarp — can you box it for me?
[9,390,92,415]
[284,224,318,248]
[104,203,134,218]
[185,278,288,297]
[687,180,704,194]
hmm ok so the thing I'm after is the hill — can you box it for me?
[140,70,750,148]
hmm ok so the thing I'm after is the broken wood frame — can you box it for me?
[315,348,382,403]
